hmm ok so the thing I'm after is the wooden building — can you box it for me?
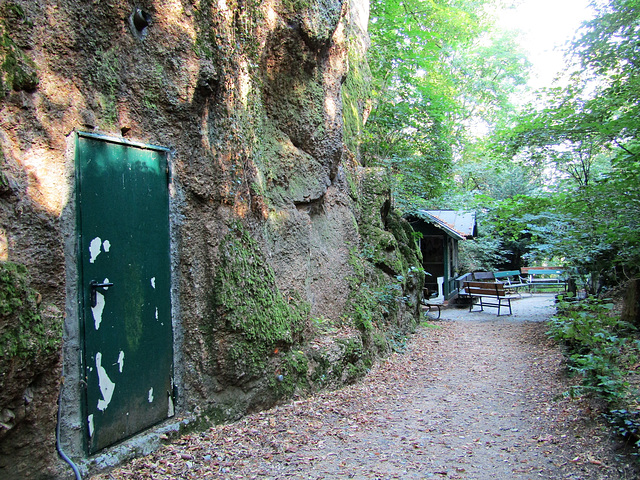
[407,210,477,299]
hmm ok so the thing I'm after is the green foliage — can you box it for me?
[453,191,554,271]
[547,296,637,401]
[455,133,639,282]
[365,0,529,207]
[475,144,640,285]
[549,294,640,452]
[595,148,640,270]
[374,0,640,292]
[475,0,640,285]
[458,234,505,272]
[569,0,640,142]
[605,409,640,451]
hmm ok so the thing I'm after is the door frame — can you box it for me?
[59,130,182,462]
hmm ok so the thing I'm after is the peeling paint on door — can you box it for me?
[92,292,105,330]
[89,237,102,264]
[95,352,116,411]
[116,351,125,373]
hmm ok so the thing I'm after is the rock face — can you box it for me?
[0,0,423,478]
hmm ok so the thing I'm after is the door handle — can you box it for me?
[90,280,114,307]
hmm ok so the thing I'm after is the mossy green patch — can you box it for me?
[270,349,309,397]
[345,242,403,334]
[341,39,371,155]
[88,48,120,125]
[338,337,372,384]
[194,0,264,62]
[210,224,310,380]
[0,262,61,361]
[338,166,426,364]
[0,144,7,192]
[356,169,424,285]
[234,0,264,60]
[372,331,389,355]
[0,4,38,98]
[282,0,314,14]
[90,48,119,95]
[266,77,325,149]
[180,399,248,433]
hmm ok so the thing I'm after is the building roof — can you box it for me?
[415,210,476,240]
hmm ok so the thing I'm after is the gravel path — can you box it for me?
[94,294,640,479]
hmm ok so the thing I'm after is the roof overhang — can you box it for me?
[410,210,477,240]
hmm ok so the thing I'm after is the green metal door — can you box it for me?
[76,132,173,454]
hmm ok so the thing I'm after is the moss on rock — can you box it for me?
[0,262,60,361]
[0,261,61,410]
[335,166,426,364]
[0,4,38,98]
[210,224,310,383]
[341,43,371,155]
[269,348,310,397]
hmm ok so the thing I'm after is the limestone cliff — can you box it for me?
[0,1,423,477]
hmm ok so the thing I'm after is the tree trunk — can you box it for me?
[621,279,640,327]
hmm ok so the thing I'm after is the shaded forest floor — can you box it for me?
[93,294,640,479]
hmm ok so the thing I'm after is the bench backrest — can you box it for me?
[464,281,506,297]
[473,271,495,281]
[494,270,521,279]
[456,272,473,282]
[526,269,564,276]
[521,267,564,275]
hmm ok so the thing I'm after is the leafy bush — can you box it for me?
[548,295,640,452]
[547,296,637,401]
[604,409,640,451]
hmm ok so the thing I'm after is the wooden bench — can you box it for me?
[521,267,566,291]
[493,270,529,293]
[421,300,443,319]
[462,281,516,316]
[421,288,443,319]
[472,271,495,281]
